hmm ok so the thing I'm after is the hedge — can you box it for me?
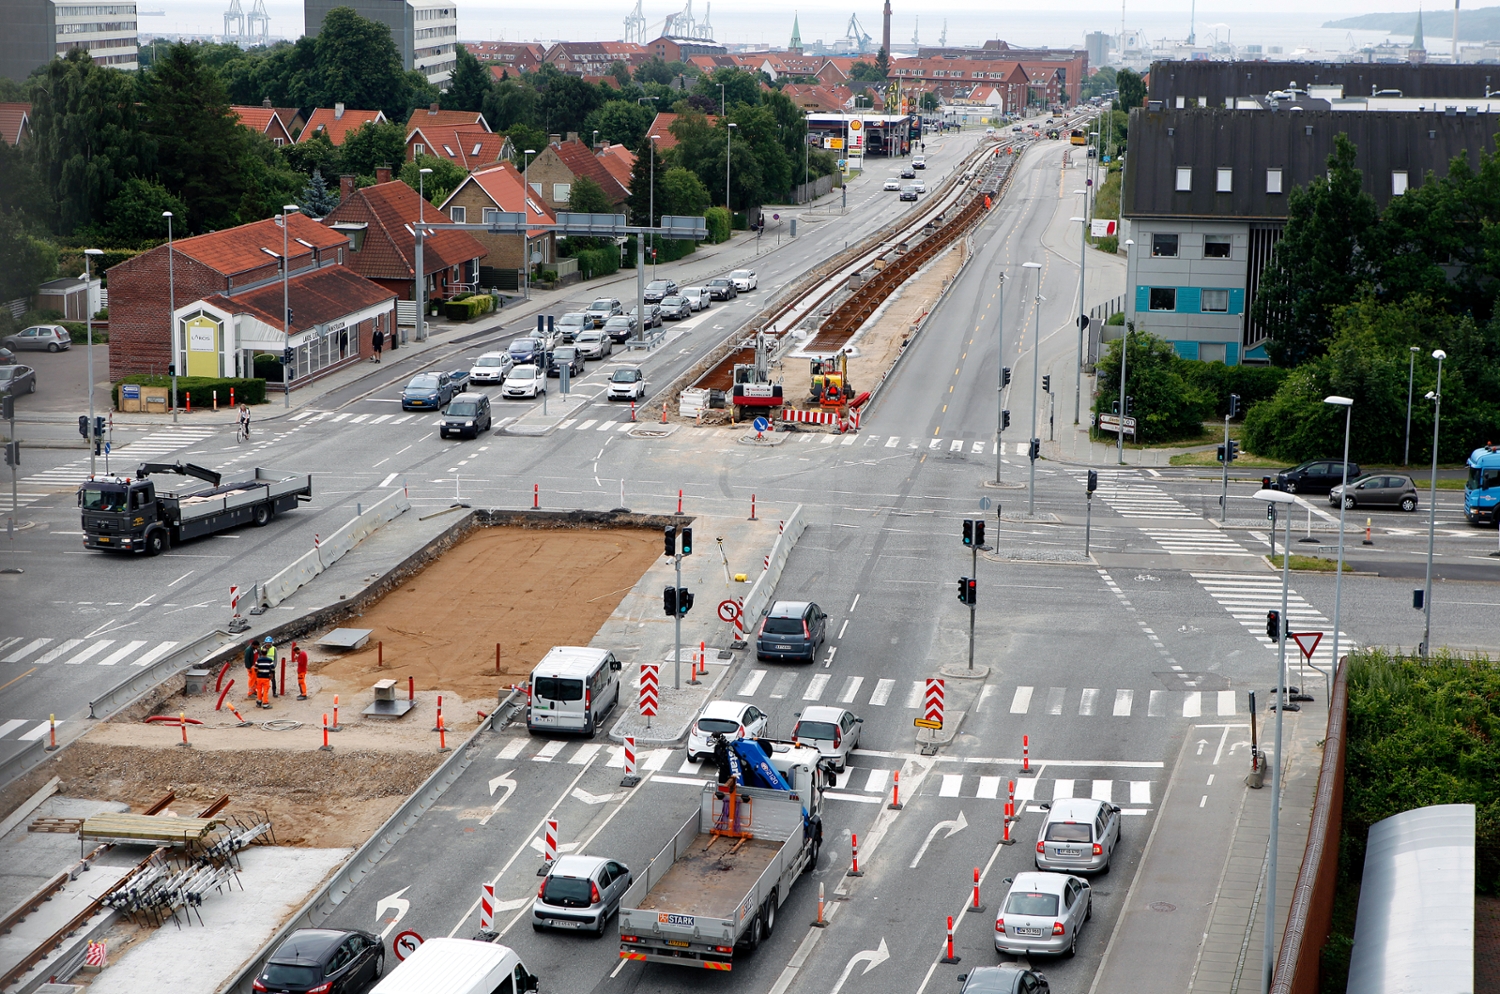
[443,294,495,321]
[573,247,619,280]
[112,375,268,407]
[704,207,731,244]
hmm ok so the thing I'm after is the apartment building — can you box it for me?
[3,0,138,82]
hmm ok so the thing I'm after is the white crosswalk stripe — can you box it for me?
[1139,528,1256,557]
[1192,572,1353,677]
[1085,474,1200,519]
[830,773,1160,808]
[0,637,182,668]
[995,684,1229,717]
[18,427,215,495]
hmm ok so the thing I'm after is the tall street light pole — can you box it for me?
[1421,349,1446,657]
[163,211,177,423]
[1070,205,1086,425]
[1118,239,1133,465]
[1254,487,1296,994]
[995,271,1006,484]
[416,169,432,340]
[726,123,737,220]
[280,205,298,406]
[1404,345,1419,465]
[521,153,535,303]
[83,248,102,476]
[1324,395,1353,703]
[1021,260,1042,515]
[649,134,659,281]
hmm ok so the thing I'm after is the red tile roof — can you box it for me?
[212,265,395,335]
[596,144,635,191]
[0,103,31,146]
[300,107,388,145]
[646,112,718,151]
[173,213,349,278]
[408,125,509,169]
[405,107,491,132]
[321,180,488,281]
[551,139,628,204]
[443,162,557,238]
[230,105,278,133]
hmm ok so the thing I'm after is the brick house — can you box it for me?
[406,124,512,167]
[464,41,545,74]
[543,41,648,75]
[645,111,718,151]
[230,103,295,146]
[105,213,351,380]
[300,104,388,145]
[524,139,627,213]
[438,161,556,285]
[322,177,488,307]
[0,103,32,146]
[596,143,635,193]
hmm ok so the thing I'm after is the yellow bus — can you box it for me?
[1069,128,1087,145]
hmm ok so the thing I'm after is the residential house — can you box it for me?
[230,103,295,146]
[0,103,31,145]
[544,41,648,75]
[524,139,628,213]
[321,174,488,310]
[106,213,356,380]
[300,104,388,145]
[645,111,717,151]
[780,84,850,113]
[890,58,1052,108]
[406,124,512,168]
[464,40,545,73]
[596,143,635,193]
[405,104,490,132]
[438,161,557,289]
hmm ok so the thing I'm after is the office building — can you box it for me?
[3,0,138,82]
[304,0,456,87]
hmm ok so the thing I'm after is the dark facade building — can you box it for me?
[1145,60,1500,109]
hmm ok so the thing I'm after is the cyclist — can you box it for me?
[237,403,251,442]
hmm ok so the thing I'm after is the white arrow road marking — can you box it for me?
[479,770,518,826]
[376,887,410,940]
[528,837,579,856]
[571,787,624,805]
[830,938,890,994]
[910,810,968,868]
[1196,739,1209,755]
[494,898,530,913]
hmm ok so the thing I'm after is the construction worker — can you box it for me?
[255,637,276,708]
[295,644,309,700]
[243,639,258,699]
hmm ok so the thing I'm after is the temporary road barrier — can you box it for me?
[677,489,683,514]
[889,770,903,810]
[46,715,58,752]
[1363,518,1373,545]
[178,712,190,748]
[968,867,984,912]
[438,715,449,753]
[544,819,558,864]
[924,679,945,727]
[1001,780,1017,845]
[847,833,863,877]
[480,883,494,931]
[533,484,539,509]
[812,881,828,927]
[621,736,640,787]
[639,664,659,722]
[85,941,106,968]
[749,494,757,520]
[1022,734,1030,772]
[433,695,444,732]
[320,714,332,752]
[941,915,960,963]
[330,695,341,732]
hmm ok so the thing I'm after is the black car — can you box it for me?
[704,278,738,301]
[956,966,1050,994]
[756,600,828,663]
[440,392,493,439]
[255,928,382,994]
[1274,459,1361,495]
[547,346,585,378]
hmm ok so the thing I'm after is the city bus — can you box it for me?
[1070,128,1087,145]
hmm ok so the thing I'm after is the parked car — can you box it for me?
[899,167,916,179]
[508,337,545,366]
[659,295,692,320]
[900,186,919,202]
[1034,797,1120,874]
[503,365,547,399]
[1329,474,1419,512]
[532,855,633,936]
[602,315,637,344]
[468,351,513,384]
[607,366,646,401]
[883,178,901,191]
[440,392,493,439]
[956,966,1051,994]
[0,365,36,396]
[547,346,585,378]
[556,312,590,343]
[575,329,612,360]
[4,325,70,353]
[792,706,862,771]
[995,872,1091,958]
[401,370,466,410]
[643,279,678,303]
[756,600,828,663]
[585,298,622,327]
[729,270,758,292]
[686,701,769,764]
[0,348,16,365]
[679,287,711,311]
[628,304,661,329]
[1275,459,1362,495]
[704,278,737,300]
[256,927,383,994]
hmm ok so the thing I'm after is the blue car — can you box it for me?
[400,370,467,410]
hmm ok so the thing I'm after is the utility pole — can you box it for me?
[995,272,1006,484]
[674,515,683,690]
[1071,211,1086,425]
[1022,261,1043,515]
[83,248,102,477]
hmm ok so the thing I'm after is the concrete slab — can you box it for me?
[0,796,130,918]
[84,846,351,994]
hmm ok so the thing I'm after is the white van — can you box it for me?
[526,646,622,737]
[370,937,537,994]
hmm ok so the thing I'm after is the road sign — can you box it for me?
[979,496,992,511]
[717,599,740,623]
[923,678,944,726]
[1291,631,1324,661]
[1097,413,1137,438]
[772,213,780,221]
[914,717,942,730]
[752,416,769,432]
[825,137,845,150]
[639,663,659,717]
[392,930,423,961]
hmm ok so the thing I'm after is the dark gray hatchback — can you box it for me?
[756,600,827,663]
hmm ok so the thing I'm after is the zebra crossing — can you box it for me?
[1085,477,1199,519]
[1139,528,1256,558]
[1191,572,1352,676]
[0,718,63,743]
[18,427,216,494]
[731,668,1239,719]
[0,636,182,668]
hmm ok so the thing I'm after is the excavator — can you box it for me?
[808,353,853,411]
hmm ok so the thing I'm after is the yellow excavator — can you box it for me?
[808,353,852,410]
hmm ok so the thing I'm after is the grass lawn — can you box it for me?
[1262,553,1340,572]
[1169,448,1283,468]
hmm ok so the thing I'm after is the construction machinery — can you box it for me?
[731,329,782,421]
[808,353,853,410]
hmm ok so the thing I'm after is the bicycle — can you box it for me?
[237,418,251,443]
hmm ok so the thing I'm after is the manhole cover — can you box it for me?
[1149,902,1176,913]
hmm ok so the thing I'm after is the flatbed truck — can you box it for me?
[79,461,312,555]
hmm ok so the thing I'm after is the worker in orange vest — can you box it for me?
[254,637,276,708]
[295,645,309,700]
[243,639,258,699]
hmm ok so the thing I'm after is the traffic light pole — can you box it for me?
[673,515,683,691]
[995,273,1005,484]
[1221,412,1231,523]
[968,543,977,671]
[1085,491,1093,556]
[1263,503,1293,994]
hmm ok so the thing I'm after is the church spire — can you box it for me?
[790,11,802,53]
[1409,6,1427,62]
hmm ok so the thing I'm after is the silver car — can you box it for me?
[659,295,691,320]
[995,872,1091,958]
[4,325,70,352]
[575,329,611,359]
[792,705,862,771]
[1034,797,1120,874]
[532,855,632,936]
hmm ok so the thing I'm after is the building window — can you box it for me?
[1174,95,1185,109]
[450,206,466,223]
[1201,289,1230,312]
[273,137,284,147]
[1392,171,1409,195]
[1216,168,1232,193]
[1266,168,1283,194]
[1151,233,1179,258]
[414,143,425,156]
[553,182,571,201]
[1204,236,1232,259]
[1175,167,1192,192]
[1148,287,1177,311]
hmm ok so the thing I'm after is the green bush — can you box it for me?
[1094,235,1119,255]
[1092,329,1214,443]
[442,295,492,321]
[704,207,731,244]
[573,247,619,280]
[538,270,558,283]
[1180,362,1289,419]
[1106,311,1125,326]
[112,375,268,407]
[65,322,108,344]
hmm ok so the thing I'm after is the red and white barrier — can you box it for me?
[544,819,558,864]
[639,664,659,719]
[1022,734,1030,772]
[480,883,495,931]
[924,678,945,726]
[85,941,106,968]
[941,915,960,963]
[624,736,637,776]
[781,408,839,425]
[848,832,863,877]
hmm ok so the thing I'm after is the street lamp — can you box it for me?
[1421,349,1447,657]
[649,133,660,280]
[1070,204,1086,426]
[1323,394,1353,703]
[521,153,535,302]
[83,248,103,476]
[275,205,298,406]
[1021,260,1043,515]
[1404,345,1419,465]
[1253,488,1296,994]
[1118,238,1134,465]
[592,128,599,148]
[995,271,1006,484]
[163,211,177,423]
[726,123,737,218]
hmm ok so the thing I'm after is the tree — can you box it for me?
[1251,134,1380,366]
[299,168,339,218]
[339,120,408,179]
[1081,66,1117,102]
[625,134,666,225]
[607,60,633,87]
[567,175,613,214]
[0,211,57,301]
[442,44,492,114]
[1114,68,1145,110]
[635,57,693,86]
[849,60,884,82]
[1092,328,1213,444]
[0,137,46,229]
[920,91,940,112]
[507,124,549,169]
[100,177,186,244]
[484,77,540,132]
[875,48,890,77]
[583,100,654,148]
[399,155,466,206]
[660,167,709,217]
[312,6,408,121]
[281,130,339,179]
[694,68,761,111]
[534,65,606,135]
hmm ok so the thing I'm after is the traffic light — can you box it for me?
[963,519,974,547]
[1216,444,1226,463]
[1076,313,1091,330]
[1124,396,1135,417]
[663,525,677,557]
[1267,503,1277,522]
[973,520,985,548]
[1261,476,1273,490]
[282,348,294,365]
[1,393,11,420]
[680,527,693,555]
[1087,470,1098,493]
[167,365,175,377]
[1266,610,1281,642]
[1028,438,1040,461]
[1413,589,1424,610]
[957,577,976,605]
[1001,410,1011,430]
[94,416,106,438]
[1041,374,1051,394]
[1001,367,1012,387]
[663,585,678,616]
[79,415,89,438]
[1226,440,1239,463]
[1111,400,1119,415]
[1229,393,1242,419]
[677,588,694,616]
[3,442,17,467]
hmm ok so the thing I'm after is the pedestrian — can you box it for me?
[296,644,309,699]
[372,326,383,363]
[255,636,277,709]
[243,639,257,699]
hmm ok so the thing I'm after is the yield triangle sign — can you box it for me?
[1291,631,1324,661]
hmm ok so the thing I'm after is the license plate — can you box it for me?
[667,940,690,948]
[532,714,556,724]
[1013,927,1043,936]
[98,537,109,543]
[1057,848,1082,856]
[775,645,792,650]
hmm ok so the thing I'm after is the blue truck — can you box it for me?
[1464,444,1500,526]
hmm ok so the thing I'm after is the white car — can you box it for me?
[575,329,611,360]
[883,178,901,191]
[607,366,645,401]
[686,700,769,764]
[792,706,862,771]
[729,269,757,292]
[679,287,710,311]
[503,365,547,399]
[468,351,513,384]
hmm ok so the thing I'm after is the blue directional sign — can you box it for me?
[752,416,769,432]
